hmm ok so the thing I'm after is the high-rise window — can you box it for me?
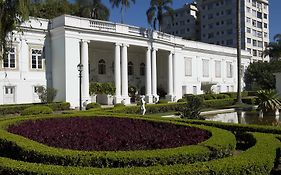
[247,27,251,33]
[3,48,16,69]
[247,38,252,44]
[253,39,257,46]
[257,21,262,29]
[257,12,262,19]
[31,49,43,69]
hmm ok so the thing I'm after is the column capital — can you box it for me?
[115,43,122,46]
[122,43,130,48]
[81,39,90,43]
[152,47,158,51]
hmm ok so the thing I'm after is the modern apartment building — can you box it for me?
[162,2,200,41]
[163,0,269,61]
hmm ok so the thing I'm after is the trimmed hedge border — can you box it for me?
[0,132,278,175]
[0,102,70,115]
[0,114,236,168]
[110,99,236,114]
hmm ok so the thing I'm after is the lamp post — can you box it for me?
[77,63,83,110]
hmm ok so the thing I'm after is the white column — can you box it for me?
[81,40,90,102]
[166,51,174,101]
[145,47,153,103]
[151,48,159,102]
[114,43,122,103]
[121,44,130,104]
[173,53,177,96]
[173,51,183,101]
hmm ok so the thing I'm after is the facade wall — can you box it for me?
[0,15,251,107]
[0,19,48,105]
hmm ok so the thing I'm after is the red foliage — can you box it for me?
[8,117,210,151]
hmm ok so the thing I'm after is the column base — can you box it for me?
[114,96,124,104]
[165,94,176,102]
[145,95,153,104]
[115,96,131,105]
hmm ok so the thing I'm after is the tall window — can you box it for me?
[3,48,16,68]
[215,61,221,78]
[202,59,209,77]
[185,57,192,76]
[226,62,233,78]
[140,63,145,76]
[98,59,106,74]
[31,49,43,69]
[128,61,134,76]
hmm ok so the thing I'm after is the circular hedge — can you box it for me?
[0,115,236,168]
[8,117,210,151]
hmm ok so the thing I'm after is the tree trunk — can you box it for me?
[236,0,242,104]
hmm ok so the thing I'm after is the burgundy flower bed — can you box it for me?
[8,117,211,151]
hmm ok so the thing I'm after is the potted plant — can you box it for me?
[256,89,281,117]
[90,82,115,105]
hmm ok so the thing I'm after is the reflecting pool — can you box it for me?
[205,111,281,125]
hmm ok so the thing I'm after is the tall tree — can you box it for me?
[146,0,174,31]
[263,34,281,61]
[109,0,136,24]
[76,0,109,21]
[0,0,30,60]
[236,0,242,104]
[29,0,76,19]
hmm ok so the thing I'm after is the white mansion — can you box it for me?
[0,15,251,107]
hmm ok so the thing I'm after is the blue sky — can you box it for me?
[77,0,280,42]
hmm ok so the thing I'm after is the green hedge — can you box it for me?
[0,102,70,115]
[85,103,101,110]
[0,115,235,168]
[21,106,53,116]
[112,99,236,114]
[0,132,278,175]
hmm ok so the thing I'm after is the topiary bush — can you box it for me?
[114,103,125,108]
[21,106,53,116]
[177,98,186,103]
[157,99,169,104]
[181,95,204,120]
[86,103,101,110]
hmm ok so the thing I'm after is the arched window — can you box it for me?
[140,63,145,76]
[98,59,106,75]
[128,61,134,76]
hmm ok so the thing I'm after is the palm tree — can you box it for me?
[146,0,174,31]
[256,89,281,114]
[109,0,136,24]
[263,34,281,61]
[76,0,109,21]
[236,0,242,104]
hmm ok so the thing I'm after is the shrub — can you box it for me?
[21,106,53,116]
[181,95,203,119]
[114,103,125,108]
[242,97,258,105]
[201,82,216,94]
[89,82,115,95]
[86,103,101,110]
[177,98,186,103]
[157,99,169,104]
[203,99,235,108]
[37,86,57,103]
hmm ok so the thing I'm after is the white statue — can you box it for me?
[140,95,146,115]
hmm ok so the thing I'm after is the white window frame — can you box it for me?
[202,59,209,78]
[3,48,16,69]
[31,48,43,70]
[215,61,221,78]
[185,57,192,76]
[226,62,233,78]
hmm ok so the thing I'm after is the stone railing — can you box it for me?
[89,20,116,32]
